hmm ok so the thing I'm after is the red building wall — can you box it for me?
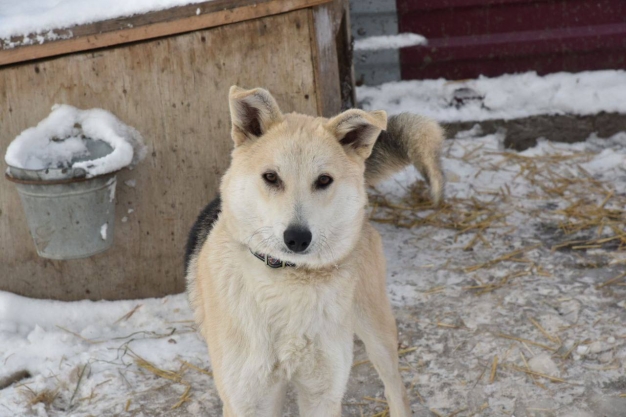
[397,0,626,80]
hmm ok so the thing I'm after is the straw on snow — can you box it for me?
[369,138,625,265]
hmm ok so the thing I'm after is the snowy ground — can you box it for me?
[1,128,625,417]
[357,71,626,123]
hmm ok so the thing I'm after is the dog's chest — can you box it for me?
[230,263,356,377]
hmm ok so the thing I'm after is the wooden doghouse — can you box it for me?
[0,0,355,301]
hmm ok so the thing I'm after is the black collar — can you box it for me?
[251,250,296,268]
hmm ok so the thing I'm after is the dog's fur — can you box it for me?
[186,86,444,416]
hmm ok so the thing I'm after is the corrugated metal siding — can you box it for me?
[397,0,626,80]
[350,0,401,85]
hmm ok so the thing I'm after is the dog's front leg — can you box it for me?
[353,291,411,417]
[213,350,287,417]
[292,335,353,417]
[218,377,287,417]
[354,310,410,417]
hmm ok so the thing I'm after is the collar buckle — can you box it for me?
[251,250,296,268]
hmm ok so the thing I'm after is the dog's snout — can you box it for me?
[283,226,312,253]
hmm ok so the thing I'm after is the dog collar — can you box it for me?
[251,250,296,268]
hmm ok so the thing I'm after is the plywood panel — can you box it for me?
[0,9,319,301]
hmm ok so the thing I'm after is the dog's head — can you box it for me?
[220,86,387,268]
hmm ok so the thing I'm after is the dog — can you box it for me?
[185,86,444,416]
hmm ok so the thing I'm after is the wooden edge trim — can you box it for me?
[308,3,342,118]
[0,0,332,67]
[335,0,356,110]
[308,9,324,117]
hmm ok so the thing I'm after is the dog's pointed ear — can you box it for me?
[229,86,283,146]
[326,109,387,159]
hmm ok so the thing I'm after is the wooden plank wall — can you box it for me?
[0,9,327,301]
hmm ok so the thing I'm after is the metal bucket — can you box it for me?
[5,139,118,260]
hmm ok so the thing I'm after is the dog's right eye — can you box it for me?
[262,172,279,185]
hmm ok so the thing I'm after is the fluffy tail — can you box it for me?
[365,113,445,206]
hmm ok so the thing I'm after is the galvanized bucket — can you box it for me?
[5,140,118,260]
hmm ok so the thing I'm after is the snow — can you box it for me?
[528,353,560,377]
[107,178,116,202]
[100,224,107,240]
[0,0,211,40]
[5,104,146,178]
[0,292,207,416]
[358,70,626,122]
[2,131,625,416]
[354,33,427,51]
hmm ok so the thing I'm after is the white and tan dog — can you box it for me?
[185,86,444,417]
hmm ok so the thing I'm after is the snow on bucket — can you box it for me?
[4,105,146,260]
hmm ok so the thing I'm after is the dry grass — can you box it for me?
[448,407,468,417]
[529,317,561,344]
[508,151,625,252]
[171,385,192,409]
[369,142,625,257]
[68,364,89,409]
[370,184,507,240]
[179,359,213,377]
[494,333,557,352]
[129,351,205,410]
[489,356,499,384]
[519,351,547,389]
[134,355,184,384]
[464,246,540,273]
[20,386,60,408]
[464,270,530,295]
[506,364,569,384]
[596,271,626,289]
[113,304,143,324]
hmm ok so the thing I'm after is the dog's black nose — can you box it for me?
[283,226,312,253]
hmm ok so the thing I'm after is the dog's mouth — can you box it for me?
[280,247,310,256]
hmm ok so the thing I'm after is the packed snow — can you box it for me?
[100,224,108,241]
[1,131,625,416]
[0,0,211,40]
[358,70,626,123]
[354,33,427,51]
[0,293,206,416]
[5,104,146,178]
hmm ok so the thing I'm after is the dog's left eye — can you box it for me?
[315,175,333,189]
[263,172,279,185]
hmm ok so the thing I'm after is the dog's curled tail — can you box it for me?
[365,113,445,206]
